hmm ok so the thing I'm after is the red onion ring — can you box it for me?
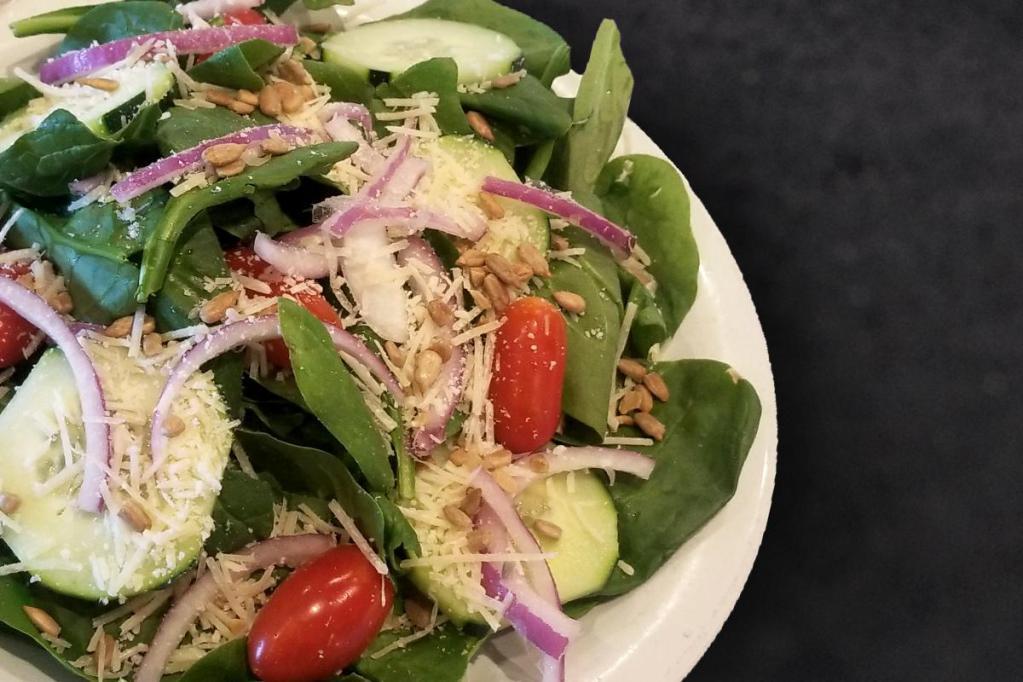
[326,203,484,241]
[515,446,656,485]
[110,124,317,203]
[40,24,300,84]
[150,315,402,472]
[320,102,374,135]
[134,534,334,682]
[253,232,332,280]
[0,278,110,513]
[481,177,637,257]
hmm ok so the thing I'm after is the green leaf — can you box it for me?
[596,155,699,355]
[58,1,183,55]
[152,214,230,330]
[9,4,96,38]
[376,58,470,136]
[188,39,286,92]
[173,638,253,681]
[458,75,572,143]
[303,59,375,106]
[206,467,278,555]
[591,360,761,598]
[375,494,420,568]
[0,576,92,679]
[542,259,621,440]
[137,141,356,301]
[156,106,274,156]
[549,20,634,203]
[0,109,115,197]
[522,139,555,180]
[0,78,37,118]
[396,0,570,85]
[278,299,395,492]
[303,0,356,9]
[357,623,486,682]
[115,102,164,153]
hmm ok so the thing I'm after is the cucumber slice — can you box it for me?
[414,135,548,259]
[322,18,522,85]
[0,61,174,152]
[0,343,233,600]
[517,471,619,602]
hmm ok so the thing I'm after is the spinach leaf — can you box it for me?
[375,494,421,567]
[303,59,375,106]
[522,139,555,180]
[278,299,395,492]
[303,0,356,9]
[151,214,230,330]
[137,141,356,301]
[58,1,183,55]
[0,109,115,197]
[458,75,571,143]
[156,106,269,156]
[356,623,486,682]
[0,576,92,679]
[376,58,470,136]
[116,103,163,154]
[173,638,252,681]
[542,260,620,440]
[397,0,570,85]
[9,5,96,38]
[590,360,761,599]
[596,155,699,356]
[206,467,277,555]
[548,20,633,204]
[235,428,390,551]
[8,191,165,323]
[0,79,36,118]
[189,40,285,92]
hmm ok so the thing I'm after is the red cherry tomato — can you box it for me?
[490,297,568,454]
[0,262,40,369]
[193,8,266,64]
[225,246,341,368]
[248,545,393,682]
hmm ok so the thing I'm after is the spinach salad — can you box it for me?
[0,1,762,680]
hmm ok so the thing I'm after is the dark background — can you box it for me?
[513,1,1022,680]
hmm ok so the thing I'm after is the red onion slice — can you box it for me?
[40,24,300,85]
[176,0,263,21]
[253,232,332,280]
[321,101,374,135]
[516,446,656,486]
[481,177,637,257]
[150,315,402,471]
[0,278,110,513]
[135,534,334,682]
[110,124,317,203]
[325,203,484,241]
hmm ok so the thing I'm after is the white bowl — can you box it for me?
[0,2,777,680]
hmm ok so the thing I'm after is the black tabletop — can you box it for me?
[513,1,1023,679]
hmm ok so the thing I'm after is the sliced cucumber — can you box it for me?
[0,342,233,600]
[322,18,522,85]
[0,61,173,152]
[414,135,548,259]
[517,471,619,602]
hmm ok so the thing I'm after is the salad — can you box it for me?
[0,1,762,681]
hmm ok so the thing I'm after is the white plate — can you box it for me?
[0,2,777,680]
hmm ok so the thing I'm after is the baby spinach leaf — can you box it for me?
[522,139,555,180]
[303,0,356,9]
[542,259,620,440]
[459,75,572,142]
[0,79,36,118]
[137,141,356,301]
[549,20,633,204]
[189,39,285,92]
[303,59,375,106]
[206,467,277,555]
[151,214,230,330]
[375,495,421,567]
[156,106,273,156]
[173,638,252,681]
[596,155,699,356]
[376,58,470,136]
[279,299,395,492]
[57,1,183,55]
[593,360,761,598]
[0,109,115,197]
[397,0,570,85]
[357,623,487,682]
[115,102,164,154]
[9,4,96,38]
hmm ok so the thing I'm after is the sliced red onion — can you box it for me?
[396,238,465,456]
[110,124,316,203]
[40,24,299,84]
[481,177,637,257]
[150,315,402,471]
[253,232,332,280]
[0,278,110,513]
[176,0,263,21]
[135,534,333,682]
[321,102,374,135]
[326,203,483,241]
[516,446,656,486]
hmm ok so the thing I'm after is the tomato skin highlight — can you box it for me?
[224,246,341,368]
[248,545,393,682]
[0,262,40,369]
[194,9,266,64]
[490,297,568,454]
